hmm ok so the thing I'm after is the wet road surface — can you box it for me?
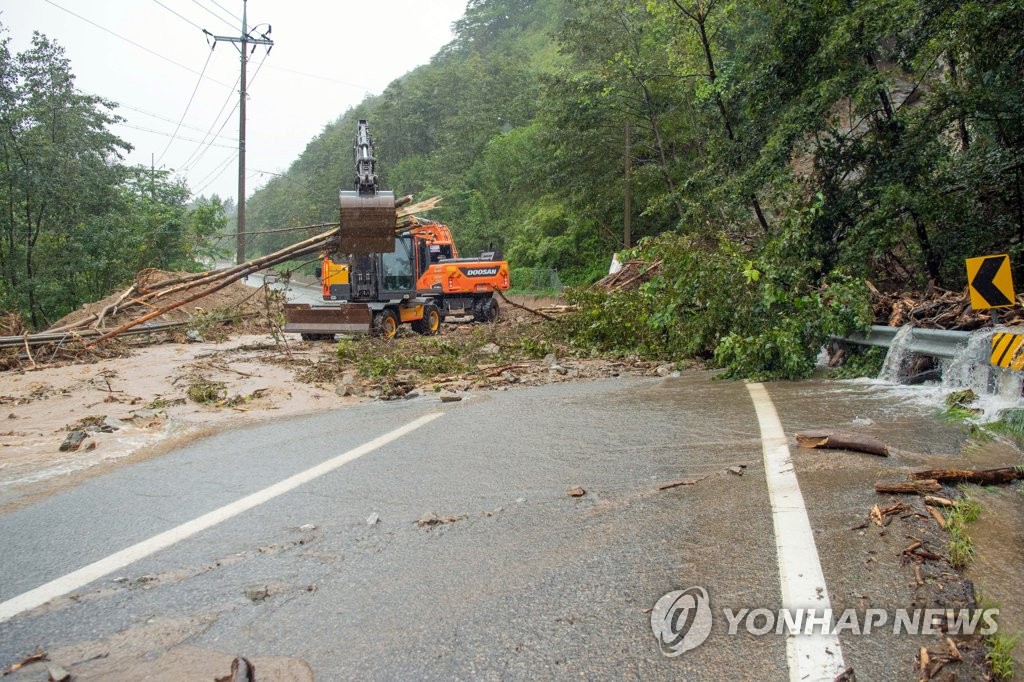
[0,373,973,680]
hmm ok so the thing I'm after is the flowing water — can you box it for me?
[847,325,1024,422]
[857,326,1024,667]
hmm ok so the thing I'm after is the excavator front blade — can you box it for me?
[338,190,397,254]
[282,302,373,335]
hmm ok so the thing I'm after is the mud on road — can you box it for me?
[0,312,667,513]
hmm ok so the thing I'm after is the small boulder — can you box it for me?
[59,430,88,452]
[479,342,501,355]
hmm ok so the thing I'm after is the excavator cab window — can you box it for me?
[380,236,415,292]
[432,244,454,262]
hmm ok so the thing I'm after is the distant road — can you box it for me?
[243,271,322,305]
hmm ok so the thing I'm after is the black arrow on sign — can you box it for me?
[972,256,1012,307]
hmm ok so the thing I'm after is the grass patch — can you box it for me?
[988,408,1024,449]
[186,379,227,405]
[946,495,981,569]
[986,630,1019,680]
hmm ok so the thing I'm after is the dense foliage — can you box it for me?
[245,0,1024,377]
[0,28,228,328]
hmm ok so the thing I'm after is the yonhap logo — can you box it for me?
[651,586,713,657]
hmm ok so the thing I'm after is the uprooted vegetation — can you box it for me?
[287,314,666,400]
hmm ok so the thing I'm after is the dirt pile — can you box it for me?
[49,269,284,334]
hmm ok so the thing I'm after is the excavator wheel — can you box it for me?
[473,297,499,323]
[413,303,441,336]
[372,309,399,340]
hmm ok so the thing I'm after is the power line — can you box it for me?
[193,151,239,196]
[180,97,238,171]
[191,0,237,31]
[42,0,234,89]
[155,47,215,165]
[178,74,241,170]
[265,64,374,91]
[150,0,204,32]
[207,0,242,22]
[112,121,238,150]
[94,96,236,141]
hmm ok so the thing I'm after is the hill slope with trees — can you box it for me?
[202,0,1024,376]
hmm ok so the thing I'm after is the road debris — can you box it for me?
[909,466,1024,485]
[417,512,466,527]
[566,486,586,497]
[923,495,955,507]
[795,429,889,456]
[727,464,747,476]
[366,512,380,526]
[439,393,462,403]
[658,476,707,491]
[215,656,256,682]
[926,505,946,529]
[58,430,88,452]
[3,647,47,674]
[874,479,942,495]
[244,585,270,603]
[869,502,910,527]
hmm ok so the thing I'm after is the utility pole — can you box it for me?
[206,1,272,264]
[624,122,632,249]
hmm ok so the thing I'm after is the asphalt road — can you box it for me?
[245,271,322,304]
[0,373,970,680]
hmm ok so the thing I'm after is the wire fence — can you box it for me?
[509,268,564,294]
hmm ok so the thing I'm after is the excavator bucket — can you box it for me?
[338,190,397,254]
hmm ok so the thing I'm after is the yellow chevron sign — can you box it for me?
[991,332,1024,370]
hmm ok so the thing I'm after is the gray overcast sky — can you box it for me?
[0,0,467,203]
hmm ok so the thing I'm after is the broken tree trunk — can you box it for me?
[795,430,889,456]
[85,239,329,348]
[874,479,943,495]
[909,467,1024,485]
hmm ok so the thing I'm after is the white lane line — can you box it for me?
[0,412,443,624]
[746,383,846,682]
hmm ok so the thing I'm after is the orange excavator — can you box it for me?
[320,219,509,323]
[282,120,510,340]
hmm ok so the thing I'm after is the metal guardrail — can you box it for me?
[840,325,973,360]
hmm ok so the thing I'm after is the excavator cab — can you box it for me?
[337,120,396,254]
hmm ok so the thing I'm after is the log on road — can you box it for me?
[909,467,1024,485]
[795,430,889,456]
[874,479,942,495]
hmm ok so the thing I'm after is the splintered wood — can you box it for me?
[592,259,663,293]
[868,280,1024,330]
